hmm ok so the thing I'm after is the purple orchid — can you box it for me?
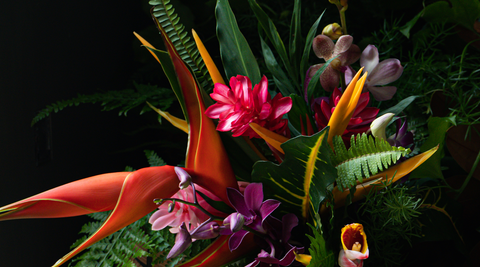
[224,183,281,250]
[306,35,361,93]
[388,117,414,149]
[346,45,403,101]
[167,222,192,259]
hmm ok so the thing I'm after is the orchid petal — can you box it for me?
[192,29,226,85]
[360,45,379,74]
[333,35,354,56]
[368,58,403,86]
[367,85,397,101]
[54,166,180,266]
[226,187,249,215]
[338,250,362,267]
[0,172,129,221]
[259,199,281,224]
[319,65,340,92]
[338,44,361,66]
[244,183,264,211]
[312,35,335,59]
[167,222,192,259]
[281,213,298,243]
[249,122,289,154]
[229,229,250,251]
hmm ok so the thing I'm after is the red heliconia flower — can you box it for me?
[205,75,292,139]
[313,88,379,141]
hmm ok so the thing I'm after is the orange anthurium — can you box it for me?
[327,67,367,147]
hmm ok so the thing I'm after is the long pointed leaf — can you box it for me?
[260,36,295,96]
[147,101,189,133]
[249,122,289,154]
[216,0,261,84]
[247,0,298,87]
[192,29,226,85]
[252,127,337,220]
[300,10,325,86]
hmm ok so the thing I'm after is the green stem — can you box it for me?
[455,149,480,198]
[339,7,348,35]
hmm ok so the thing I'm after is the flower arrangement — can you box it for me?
[2,0,480,266]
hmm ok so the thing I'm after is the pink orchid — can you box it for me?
[346,45,403,101]
[205,75,292,139]
[313,88,379,142]
[306,35,360,92]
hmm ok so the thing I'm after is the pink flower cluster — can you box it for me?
[205,75,292,138]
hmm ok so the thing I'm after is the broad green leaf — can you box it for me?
[300,10,325,87]
[287,94,318,135]
[252,127,337,221]
[247,0,298,87]
[216,0,261,84]
[378,95,422,116]
[423,0,480,31]
[410,116,455,179]
[260,36,295,96]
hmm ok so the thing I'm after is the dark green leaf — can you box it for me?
[260,37,295,96]
[300,10,325,87]
[216,0,261,84]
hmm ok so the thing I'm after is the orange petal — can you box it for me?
[0,172,129,221]
[133,31,160,63]
[327,68,366,146]
[178,233,257,267]
[147,101,189,134]
[192,29,226,85]
[249,122,289,154]
[53,166,180,266]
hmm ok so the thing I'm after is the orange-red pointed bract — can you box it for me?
[0,172,129,221]
[54,166,180,266]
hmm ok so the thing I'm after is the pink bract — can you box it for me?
[313,88,379,141]
[205,75,292,138]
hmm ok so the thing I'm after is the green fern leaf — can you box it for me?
[332,134,411,191]
[149,0,213,91]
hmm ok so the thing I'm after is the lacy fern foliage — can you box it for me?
[331,134,411,191]
[150,0,213,91]
[32,83,175,126]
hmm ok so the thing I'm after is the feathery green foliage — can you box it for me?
[331,134,411,191]
[31,83,174,126]
[149,0,213,91]
[306,223,335,267]
[357,182,422,266]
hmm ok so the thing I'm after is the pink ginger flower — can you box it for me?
[149,184,218,233]
[313,88,379,141]
[205,75,292,138]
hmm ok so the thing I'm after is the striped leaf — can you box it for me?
[252,127,337,221]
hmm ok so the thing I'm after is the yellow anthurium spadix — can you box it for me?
[192,29,226,85]
[327,67,367,146]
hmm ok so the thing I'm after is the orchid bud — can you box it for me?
[175,167,192,189]
[167,222,192,259]
[370,113,394,141]
[322,23,343,40]
[223,212,245,233]
[191,221,220,240]
[167,201,175,213]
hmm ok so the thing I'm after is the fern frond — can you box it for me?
[144,150,166,167]
[149,0,214,91]
[331,134,411,191]
[32,83,174,126]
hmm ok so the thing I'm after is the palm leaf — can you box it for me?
[149,0,213,91]
[252,127,337,221]
[331,134,411,191]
